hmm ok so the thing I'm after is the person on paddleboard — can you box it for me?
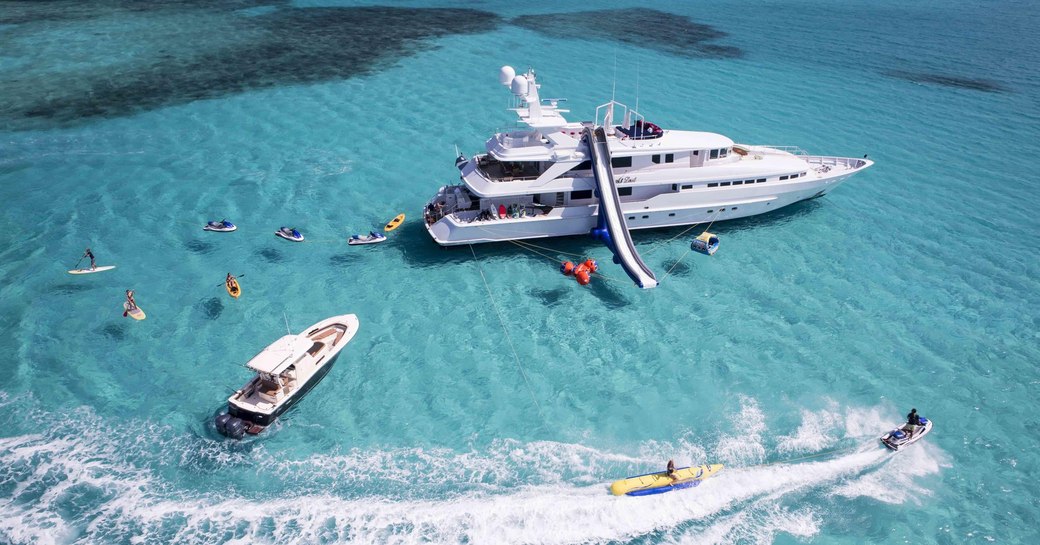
[667,459,679,483]
[84,248,96,270]
[125,289,137,311]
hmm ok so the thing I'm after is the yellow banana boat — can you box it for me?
[610,463,723,497]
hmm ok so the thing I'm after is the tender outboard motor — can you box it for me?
[215,413,232,435]
[215,414,247,439]
[224,417,247,439]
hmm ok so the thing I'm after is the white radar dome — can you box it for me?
[510,75,529,96]
[499,65,516,86]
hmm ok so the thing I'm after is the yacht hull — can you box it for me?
[428,171,856,246]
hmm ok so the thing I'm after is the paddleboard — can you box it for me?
[68,265,116,275]
[226,279,241,298]
[610,464,723,497]
[384,214,405,232]
[498,204,506,219]
[123,302,146,320]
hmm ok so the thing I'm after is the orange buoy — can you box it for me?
[575,270,591,285]
[560,261,575,276]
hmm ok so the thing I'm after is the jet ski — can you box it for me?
[347,231,387,246]
[881,417,932,451]
[275,226,304,242]
[203,219,237,232]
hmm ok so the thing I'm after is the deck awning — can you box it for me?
[246,335,310,375]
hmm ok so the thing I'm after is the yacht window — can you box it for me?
[720,148,729,158]
[801,172,807,176]
[568,160,591,173]
[652,155,661,164]
[720,181,731,186]
[732,207,738,210]
[628,216,636,220]
[733,180,743,186]
[669,213,676,217]
[672,184,678,191]
[611,156,633,168]
[681,184,693,190]
[710,149,720,160]
[780,175,789,180]
[665,154,674,163]
[642,215,649,219]
[746,180,755,184]
[707,210,714,213]
[571,190,593,200]
[757,178,766,183]
[707,182,719,188]
[618,187,633,196]
[693,150,700,155]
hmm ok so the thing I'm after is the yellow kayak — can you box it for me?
[226,278,241,298]
[384,213,405,232]
[610,464,723,496]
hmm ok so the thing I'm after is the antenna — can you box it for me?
[282,312,291,335]
[611,53,618,103]
[632,61,640,112]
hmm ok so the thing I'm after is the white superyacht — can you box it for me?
[424,66,872,288]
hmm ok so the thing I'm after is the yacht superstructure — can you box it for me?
[423,66,872,284]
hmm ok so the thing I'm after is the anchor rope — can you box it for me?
[656,211,724,282]
[469,244,546,421]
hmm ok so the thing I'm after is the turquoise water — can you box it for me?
[2,0,1039,543]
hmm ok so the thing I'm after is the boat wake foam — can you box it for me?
[0,393,946,545]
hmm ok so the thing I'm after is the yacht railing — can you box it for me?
[753,145,809,156]
[805,155,867,169]
[494,130,548,149]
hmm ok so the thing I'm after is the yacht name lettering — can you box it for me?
[616,176,636,184]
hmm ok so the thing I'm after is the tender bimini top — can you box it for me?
[246,335,313,374]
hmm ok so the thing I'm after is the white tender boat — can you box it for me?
[424,66,873,288]
[215,314,359,438]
